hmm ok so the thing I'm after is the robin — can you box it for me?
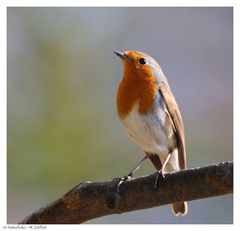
[114,50,188,216]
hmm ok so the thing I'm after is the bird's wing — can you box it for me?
[159,81,186,170]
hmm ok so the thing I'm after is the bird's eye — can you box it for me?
[139,58,146,65]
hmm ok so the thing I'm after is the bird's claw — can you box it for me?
[116,175,132,193]
[154,170,165,189]
[122,175,132,181]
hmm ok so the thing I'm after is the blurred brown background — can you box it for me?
[7,7,233,223]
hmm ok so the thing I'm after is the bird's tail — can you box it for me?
[172,201,188,216]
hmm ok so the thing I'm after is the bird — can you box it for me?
[114,50,188,216]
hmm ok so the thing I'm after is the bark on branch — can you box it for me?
[19,161,233,224]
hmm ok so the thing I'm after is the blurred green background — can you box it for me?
[7,7,233,224]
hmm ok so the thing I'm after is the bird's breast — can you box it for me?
[119,101,176,155]
[117,77,158,118]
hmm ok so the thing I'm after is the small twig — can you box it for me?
[19,161,233,224]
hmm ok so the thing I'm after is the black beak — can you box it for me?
[114,51,130,61]
[114,51,125,59]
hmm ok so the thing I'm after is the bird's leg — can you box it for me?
[126,155,149,178]
[154,152,171,188]
[117,155,148,193]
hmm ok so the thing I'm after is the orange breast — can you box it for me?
[117,63,158,118]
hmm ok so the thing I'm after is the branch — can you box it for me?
[19,161,233,224]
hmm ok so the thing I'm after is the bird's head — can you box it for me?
[114,50,167,84]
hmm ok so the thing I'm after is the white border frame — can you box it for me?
[1,1,238,230]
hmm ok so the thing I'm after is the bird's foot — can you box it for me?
[116,174,132,193]
[154,170,166,189]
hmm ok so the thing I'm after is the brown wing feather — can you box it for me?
[159,81,186,170]
[148,153,162,170]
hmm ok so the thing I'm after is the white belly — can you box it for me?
[120,103,176,157]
